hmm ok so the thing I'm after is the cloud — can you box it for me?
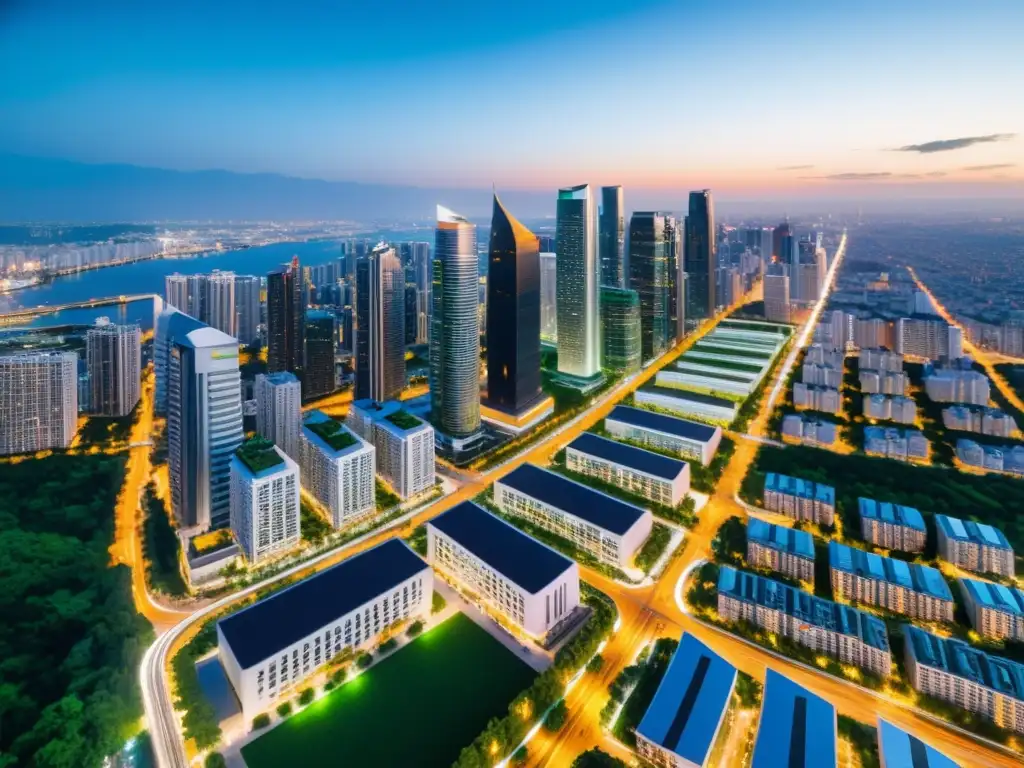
[893,133,1015,153]
[814,172,893,181]
[962,163,1016,172]
[777,164,814,171]
[925,171,947,177]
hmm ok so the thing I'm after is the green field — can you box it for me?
[241,613,536,768]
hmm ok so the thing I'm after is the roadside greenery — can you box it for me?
[299,498,331,545]
[543,700,568,731]
[838,716,880,768]
[633,523,672,573]
[610,638,679,747]
[252,714,271,730]
[432,591,446,614]
[406,524,428,556]
[374,479,401,511]
[142,481,188,597]
[571,748,630,768]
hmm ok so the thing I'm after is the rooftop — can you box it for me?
[829,542,952,602]
[747,518,815,559]
[752,670,836,768]
[906,625,1024,702]
[496,463,648,536]
[959,577,1024,617]
[235,436,285,475]
[384,410,423,431]
[429,501,575,593]
[877,720,958,768]
[636,634,736,765]
[303,410,360,453]
[858,497,926,532]
[935,514,1012,551]
[218,540,428,669]
[567,432,687,482]
[640,385,737,410]
[673,365,758,384]
[261,371,300,386]
[607,405,721,443]
[764,472,836,506]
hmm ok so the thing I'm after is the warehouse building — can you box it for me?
[634,385,738,425]
[858,497,926,553]
[935,514,1014,577]
[746,518,815,583]
[763,472,835,526]
[565,432,690,507]
[959,577,1024,642]
[752,670,837,768]
[605,405,722,466]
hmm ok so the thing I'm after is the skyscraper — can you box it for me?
[600,287,641,373]
[556,184,600,379]
[485,193,543,416]
[628,211,670,361]
[411,241,432,344]
[86,321,141,417]
[684,190,716,320]
[267,256,305,376]
[355,244,406,402]
[764,263,791,323]
[599,185,625,288]
[404,284,418,345]
[431,206,481,441]
[664,214,682,342]
[0,351,78,455]
[234,275,262,347]
[771,221,792,263]
[255,371,302,460]
[205,271,237,337]
[540,252,558,343]
[303,310,336,400]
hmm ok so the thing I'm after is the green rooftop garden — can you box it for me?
[307,417,358,451]
[236,436,284,473]
[385,410,422,430]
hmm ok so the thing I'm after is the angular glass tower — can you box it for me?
[355,244,405,402]
[684,190,716,320]
[267,256,305,376]
[556,184,600,379]
[431,206,481,439]
[599,185,625,288]
[628,211,670,361]
[600,287,641,373]
[303,310,336,400]
[486,193,543,415]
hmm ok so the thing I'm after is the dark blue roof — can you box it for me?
[218,540,428,669]
[429,501,575,593]
[878,720,958,768]
[752,670,836,768]
[829,542,952,601]
[607,405,720,443]
[568,432,687,482]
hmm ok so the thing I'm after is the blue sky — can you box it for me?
[1,0,1021,196]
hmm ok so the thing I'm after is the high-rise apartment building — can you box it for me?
[234,275,262,347]
[763,263,791,323]
[486,193,543,417]
[267,257,305,376]
[303,310,336,400]
[348,399,435,500]
[409,242,432,345]
[540,252,557,343]
[229,439,300,563]
[204,271,237,337]
[86,322,141,417]
[167,271,260,345]
[254,371,302,460]
[628,211,670,361]
[598,185,625,288]
[600,287,641,373]
[356,244,406,402]
[555,184,600,379]
[300,410,376,528]
[431,206,481,442]
[896,317,954,361]
[684,190,716,319]
[0,351,78,455]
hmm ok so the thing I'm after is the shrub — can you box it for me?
[251,713,271,730]
[587,654,605,674]
[298,688,315,706]
[356,652,373,669]
[204,754,226,768]
[407,619,424,637]
[379,638,398,654]
[331,667,346,684]
[432,591,446,614]
[276,702,292,718]
[544,700,568,732]
[324,681,335,692]
[512,745,529,766]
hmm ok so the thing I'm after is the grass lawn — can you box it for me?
[241,613,536,768]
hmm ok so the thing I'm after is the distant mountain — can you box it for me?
[0,154,554,223]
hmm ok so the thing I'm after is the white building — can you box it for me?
[924,369,990,405]
[565,431,690,507]
[897,318,955,361]
[858,497,926,553]
[805,343,844,368]
[218,539,431,717]
[863,394,917,424]
[0,351,78,456]
[555,184,600,379]
[746,518,815,583]
[864,426,928,462]
[300,410,375,528]
[942,406,1016,437]
[859,369,908,396]
[254,372,302,461]
[802,362,843,389]
[763,264,791,324]
[859,348,903,372]
[428,501,580,639]
[935,514,1015,577]
[86,321,141,417]
[959,578,1024,642]
[793,383,841,414]
[230,440,301,564]
[956,439,1024,475]
[605,405,723,466]
[347,399,435,499]
[763,472,836,526]
[781,414,837,447]
[494,463,653,568]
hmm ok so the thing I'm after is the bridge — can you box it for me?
[0,293,158,325]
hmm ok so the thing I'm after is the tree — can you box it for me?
[204,754,227,768]
[407,619,424,637]
[586,654,604,674]
[544,700,568,732]
[356,652,373,669]
[252,714,271,729]
[571,748,629,768]
[432,591,446,614]
[276,702,292,718]
[512,745,528,766]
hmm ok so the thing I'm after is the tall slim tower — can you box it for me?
[355,244,405,402]
[539,252,558,343]
[234,275,262,347]
[254,371,302,460]
[266,257,305,376]
[599,185,625,288]
[304,310,337,400]
[684,189,716,320]
[556,184,600,379]
[486,193,542,416]
[431,206,481,440]
[664,215,682,343]
[86,322,141,417]
[628,212,670,361]
[204,271,237,337]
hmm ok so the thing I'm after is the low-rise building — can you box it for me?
[863,394,917,424]
[763,472,835,526]
[859,369,908,396]
[859,348,903,373]
[348,399,435,499]
[717,567,891,677]
[493,463,653,569]
[793,383,841,414]
[746,518,815,583]
[781,414,837,447]
[802,362,843,389]
[858,497,926,553]
[957,439,1024,475]
[605,405,723,466]
[829,542,953,622]
[942,406,1017,437]
[904,625,1024,735]
[229,438,300,564]
[959,577,1024,642]
[935,514,1015,577]
[863,426,928,462]
[565,432,690,507]
[751,671,837,768]
[299,410,376,527]
[218,539,431,716]
[636,634,737,768]
[805,343,844,369]
[924,369,991,405]
[427,501,580,639]
[657,367,757,398]
[634,385,738,425]
[877,720,958,768]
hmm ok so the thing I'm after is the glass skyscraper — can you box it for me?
[684,190,716,320]
[303,310,336,400]
[431,206,481,440]
[555,184,600,379]
[599,185,625,288]
[628,211,670,362]
[664,214,682,343]
[267,256,305,376]
[355,244,405,402]
[600,287,641,373]
[486,193,542,416]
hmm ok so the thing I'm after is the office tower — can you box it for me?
[599,185,625,288]
[86,321,141,417]
[600,287,641,373]
[204,271,237,336]
[431,206,481,441]
[664,215,682,342]
[356,244,405,402]
[0,351,78,455]
[162,310,243,532]
[771,221,792,262]
[764,263,791,323]
[675,271,688,341]
[410,242,432,345]
[165,273,194,315]
[555,184,600,378]
[486,193,543,416]
[628,211,670,361]
[303,310,336,400]
[255,371,302,460]
[230,439,300,563]
[684,190,716,319]
[540,252,557,342]
[404,284,418,345]
[267,256,305,376]
[234,275,261,347]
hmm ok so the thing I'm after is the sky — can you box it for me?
[1,0,1022,199]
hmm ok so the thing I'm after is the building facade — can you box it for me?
[300,410,375,527]
[565,432,689,507]
[605,405,723,466]
[763,264,791,323]
[935,514,1015,577]
[356,244,405,403]
[942,406,1016,437]
[924,370,991,405]
[598,185,625,288]
[230,440,301,563]
[959,578,1024,642]
[540,252,557,343]
[303,309,336,400]
[555,184,601,379]
[254,372,302,460]
[0,351,78,455]
[684,190,716,320]
[858,497,927,553]
[267,257,305,376]
[763,472,835,526]
[628,211,671,361]
[793,382,841,414]
[600,286,641,373]
[746,518,815,583]
[85,322,141,417]
[234,274,262,347]
[348,399,435,500]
